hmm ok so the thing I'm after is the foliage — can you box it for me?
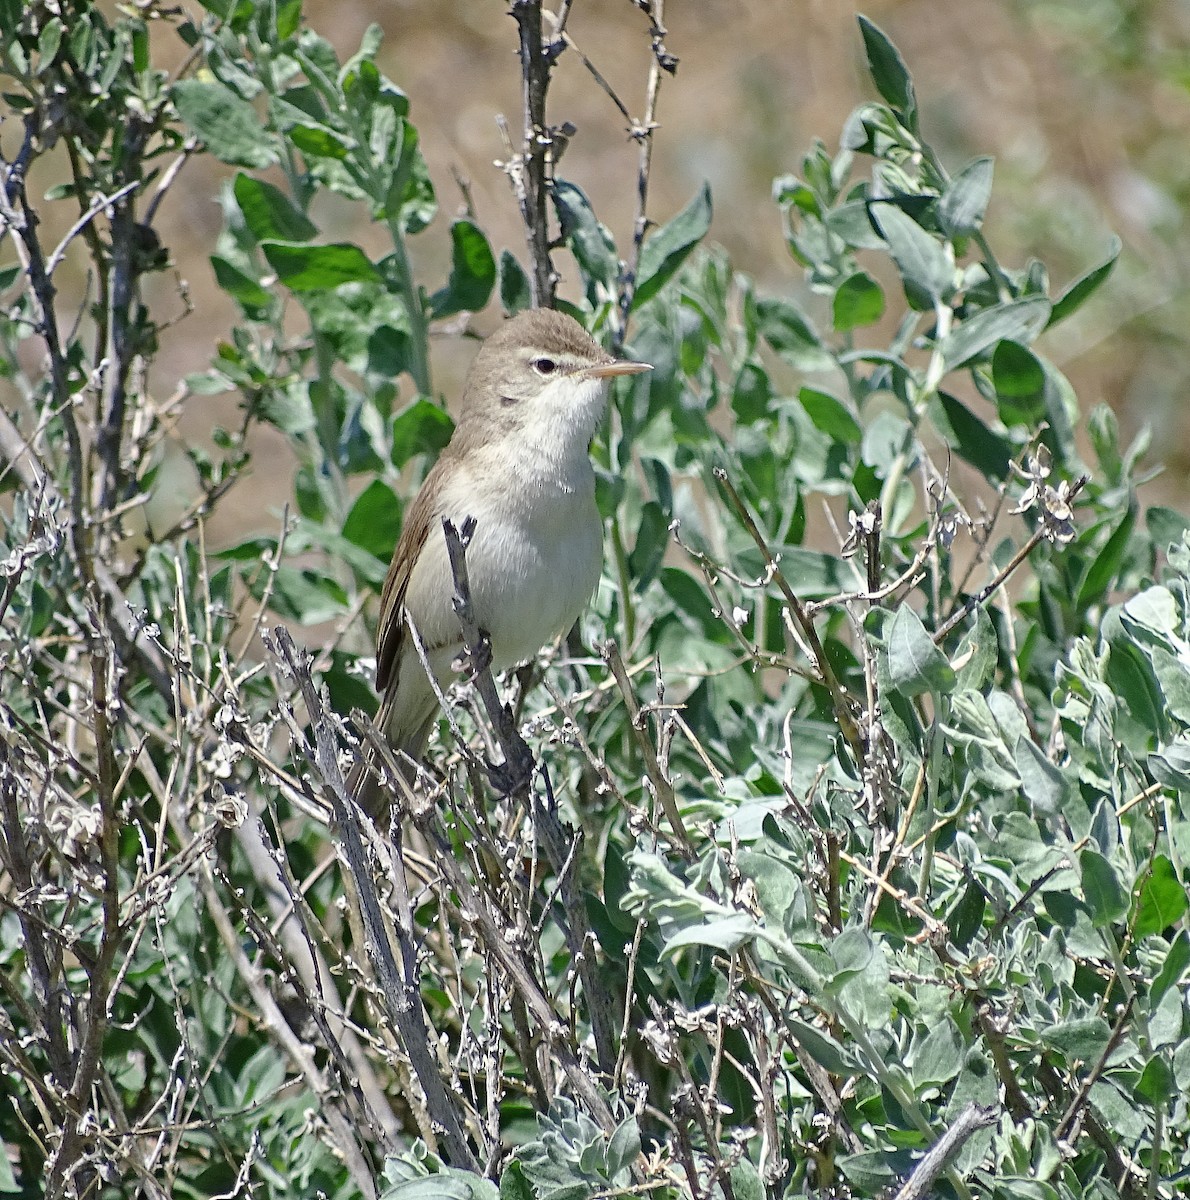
[0,2,1187,1199]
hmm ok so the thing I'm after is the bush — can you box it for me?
[0,3,1186,1198]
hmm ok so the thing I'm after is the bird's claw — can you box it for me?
[456,631,493,681]
[486,734,535,794]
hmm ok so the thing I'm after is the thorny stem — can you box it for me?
[602,639,691,848]
[272,629,478,1169]
[714,468,864,763]
[511,0,557,306]
[933,474,1088,644]
[618,0,674,345]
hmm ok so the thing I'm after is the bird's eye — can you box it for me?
[532,357,558,376]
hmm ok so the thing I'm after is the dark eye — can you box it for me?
[532,357,558,376]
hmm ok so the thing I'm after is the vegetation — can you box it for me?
[0,2,1186,1198]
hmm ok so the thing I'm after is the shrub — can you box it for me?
[0,3,1185,1198]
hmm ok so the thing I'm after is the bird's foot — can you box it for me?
[456,630,493,681]
[487,733,535,794]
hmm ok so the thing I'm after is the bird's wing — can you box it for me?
[374,463,440,694]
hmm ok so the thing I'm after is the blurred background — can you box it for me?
[144,0,1190,533]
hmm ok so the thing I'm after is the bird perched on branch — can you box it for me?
[351,307,650,815]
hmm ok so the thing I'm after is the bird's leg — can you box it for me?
[486,730,535,795]
[454,629,493,681]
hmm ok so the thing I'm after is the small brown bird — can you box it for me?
[353,308,650,811]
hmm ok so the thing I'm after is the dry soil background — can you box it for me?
[100,1,1190,537]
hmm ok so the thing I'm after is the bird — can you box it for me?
[351,307,651,815]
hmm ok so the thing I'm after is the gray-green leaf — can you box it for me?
[173,80,279,169]
[886,605,955,697]
[633,182,712,309]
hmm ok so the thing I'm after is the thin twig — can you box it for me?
[616,0,670,343]
[714,467,864,763]
[1054,995,1136,1143]
[933,475,1088,643]
[602,639,691,848]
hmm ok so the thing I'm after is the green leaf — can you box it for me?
[832,270,885,331]
[1039,1015,1112,1062]
[37,17,63,69]
[1039,359,1077,463]
[288,121,351,160]
[732,360,772,423]
[838,1150,897,1192]
[429,220,496,318]
[383,1178,480,1200]
[1048,236,1121,327]
[857,15,916,125]
[992,339,1046,422]
[342,479,401,563]
[498,250,531,315]
[605,1118,641,1180]
[786,1017,855,1073]
[756,298,832,371]
[871,201,953,308]
[933,391,1012,481]
[276,0,302,39]
[736,851,801,925]
[955,607,998,691]
[633,182,712,309]
[172,79,279,168]
[1015,736,1069,816]
[728,1160,765,1200]
[499,1160,533,1200]
[233,173,317,243]
[1080,848,1127,925]
[210,255,273,315]
[662,912,761,956]
[367,325,412,378]
[938,156,994,238]
[1146,507,1190,554]
[1076,502,1136,608]
[776,547,852,597]
[1134,1054,1175,1105]
[1150,985,1183,1048]
[1148,647,1190,725]
[254,383,316,436]
[799,387,861,444]
[267,567,349,624]
[1133,854,1189,940]
[1153,931,1190,1005]
[885,605,954,697]
[262,242,380,291]
[1149,733,1190,792]
[911,1019,965,1087]
[553,179,618,290]
[372,115,436,231]
[391,398,454,467]
[946,880,987,950]
[1121,585,1179,636]
[942,298,1052,371]
[628,501,669,591]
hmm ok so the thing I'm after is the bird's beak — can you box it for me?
[584,360,653,379]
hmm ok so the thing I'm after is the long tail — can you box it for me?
[346,693,435,824]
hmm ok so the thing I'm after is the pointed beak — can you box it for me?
[584,359,653,379]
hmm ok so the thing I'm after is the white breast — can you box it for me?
[403,447,603,669]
